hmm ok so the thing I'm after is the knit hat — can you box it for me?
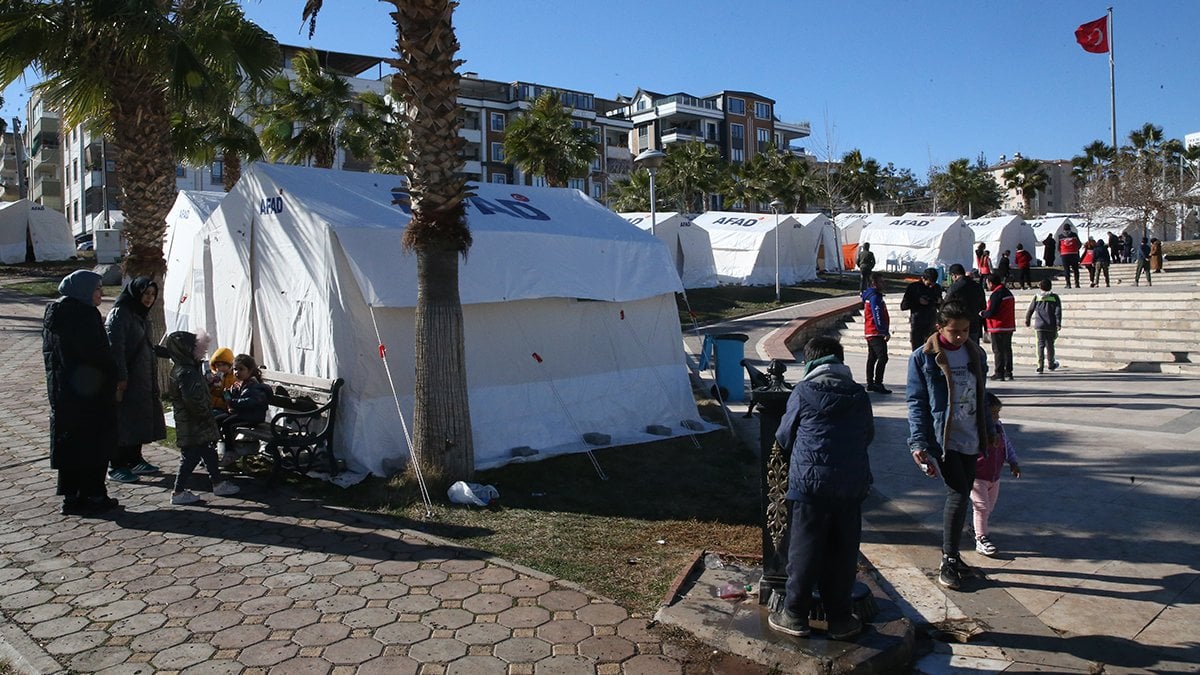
[57,270,102,305]
[210,346,235,367]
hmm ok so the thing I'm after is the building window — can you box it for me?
[727,97,745,115]
[637,126,649,151]
[176,165,187,178]
[490,173,507,184]
[592,184,604,200]
[210,160,223,182]
[757,128,771,152]
[730,123,745,149]
[490,112,505,132]
[774,132,783,147]
[754,101,771,120]
[532,176,547,187]
[591,157,602,171]
[731,148,745,163]
[706,122,719,142]
[636,98,648,111]
[568,178,585,191]
[491,142,505,162]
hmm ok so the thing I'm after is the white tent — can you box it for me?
[689,211,819,285]
[965,215,1038,267]
[0,199,76,264]
[163,190,225,332]
[859,215,974,274]
[621,212,718,288]
[789,212,843,273]
[186,163,707,475]
[1026,216,1076,244]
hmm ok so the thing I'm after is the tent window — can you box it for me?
[292,300,314,350]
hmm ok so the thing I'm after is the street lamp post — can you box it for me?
[770,199,785,303]
[635,149,666,237]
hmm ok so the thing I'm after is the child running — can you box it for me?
[971,393,1021,556]
[163,330,240,505]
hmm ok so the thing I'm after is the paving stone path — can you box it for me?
[0,286,723,675]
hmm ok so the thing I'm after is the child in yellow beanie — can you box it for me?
[207,347,236,414]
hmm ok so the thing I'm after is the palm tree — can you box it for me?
[252,48,355,169]
[838,149,883,212]
[929,158,1002,217]
[745,146,815,212]
[0,1,278,277]
[502,90,598,187]
[607,170,651,212]
[303,0,475,480]
[1001,157,1049,215]
[1071,140,1115,184]
[173,92,265,191]
[340,90,409,175]
[660,141,723,212]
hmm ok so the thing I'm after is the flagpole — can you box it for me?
[1108,7,1116,150]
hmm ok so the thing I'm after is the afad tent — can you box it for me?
[621,212,718,288]
[859,215,974,274]
[689,211,819,285]
[965,215,1038,268]
[1025,216,1076,254]
[186,163,707,475]
[0,199,76,264]
[834,213,894,269]
[789,213,843,273]
[163,190,225,332]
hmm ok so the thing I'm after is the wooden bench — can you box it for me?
[234,371,345,482]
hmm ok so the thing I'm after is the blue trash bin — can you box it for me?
[712,333,749,402]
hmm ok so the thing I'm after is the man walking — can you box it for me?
[862,273,891,394]
[944,264,986,345]
[981,273,1016,380]
[856,243,876,292]
[1135,236,1153,287]
[901,268,942,351]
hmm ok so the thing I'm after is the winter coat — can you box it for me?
[208,347,237,409]
[944,276,986,335]
[975,420,1018,482]
[227,378,273,423]
[105,278,166,446]
[1025,292,1062,331]
[775,358,874,504]
[861,287,890,338]
[43,295,118,470]
[981,285,1016,333]
[1042,236,1056,266]
[1059,234,1081,256]
[1015,249,1033,269]
[856,249,876,272]
[905,334,992,460]
[1093,243,1111,265]
[900,280,941,326]
[163,332,220,448]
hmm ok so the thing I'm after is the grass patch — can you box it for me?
[680,272,862,324]
[1163,240,1200,260]
[4,280,62,298]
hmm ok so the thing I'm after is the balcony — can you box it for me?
[459,127,482,144]
[605,145,631,161]
[775,119,812,139]
[606,158,632,177]
[460,160,482,176]
[33,178,62,200]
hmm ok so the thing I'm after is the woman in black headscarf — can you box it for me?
[104,276,167,482]
[43,270,120,514]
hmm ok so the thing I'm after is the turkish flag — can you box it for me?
[1075,16,1109,53]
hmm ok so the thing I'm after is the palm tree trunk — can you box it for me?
[223,150,241,192]
[413,247,473,479]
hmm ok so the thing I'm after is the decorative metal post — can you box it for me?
[752,360,792,610]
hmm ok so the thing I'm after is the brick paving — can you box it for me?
[0,285,746,675]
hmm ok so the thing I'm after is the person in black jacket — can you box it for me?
[943,264,986,345]
[43,271,120,515]
[768,336,874,642]
[1042,234,1056,268]
[901,268,943,350]
[105,277,167,482]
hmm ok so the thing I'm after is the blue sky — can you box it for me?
[3,0,1197,177]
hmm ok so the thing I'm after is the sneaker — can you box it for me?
[60,498,86,516]
[827,615,864,641]
[1049,361,1059,371]
[170,491,201,505]
[949,555,979,578]
[975,536,997,556]
[82,496,119,514]
[938,558,962,590]
[130,461,159,475]
[108,468,139,483]
[1036,366,1044,374]
[768,609,811,637]
[212,481,240,497]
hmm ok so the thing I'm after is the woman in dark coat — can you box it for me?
[105,276,167,482]
[43,270,119,515]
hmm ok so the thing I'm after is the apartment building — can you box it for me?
[1,127,20,202]
[987,154,1078,215]
[456,74,633,202]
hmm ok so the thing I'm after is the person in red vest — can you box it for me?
[862,273,892,394]
[1014,244,1033,289]
[980,273,1016,380]
[1058,228,1082,289]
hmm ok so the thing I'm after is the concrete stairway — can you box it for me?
[835,260,1200,374]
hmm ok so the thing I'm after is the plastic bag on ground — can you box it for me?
[447,480,500,506]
